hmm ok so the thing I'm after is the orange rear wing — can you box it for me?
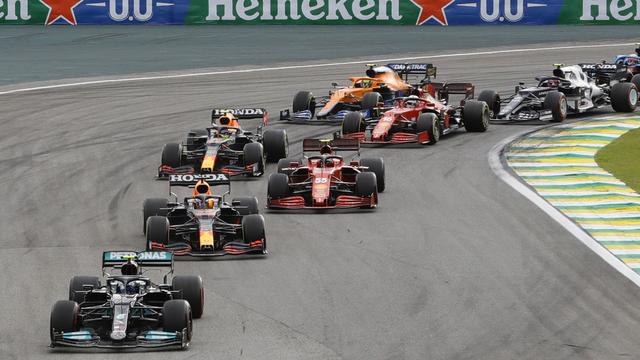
[302,138,360,153]
[211,108,269,126]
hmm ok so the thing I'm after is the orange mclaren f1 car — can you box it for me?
[158,108,288,178]
[280,63,436,122]
[267,138,384,210]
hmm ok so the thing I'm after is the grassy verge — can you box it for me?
[595,127,640,193]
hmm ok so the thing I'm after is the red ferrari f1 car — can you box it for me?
[267,139,384,210]
[340,83,489,145]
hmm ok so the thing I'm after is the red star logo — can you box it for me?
[39,0,83,25]
[410,0,455,26]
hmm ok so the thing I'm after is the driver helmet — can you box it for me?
[219,127,237,138]
[548,79,560,88]
[627,57,638,66]
[194,194,209,209]
[126,280,144,295]
[324,158,335,167]
[121,259,139,276]
[405,95,420,106]
[193,180,211,196]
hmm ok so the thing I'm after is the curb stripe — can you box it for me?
[505,117,640,277]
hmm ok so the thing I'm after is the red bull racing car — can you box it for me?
[158,108,288,177]
[143,174,266,257]
[267,138,384,209]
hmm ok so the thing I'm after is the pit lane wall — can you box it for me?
[1,0,640,25]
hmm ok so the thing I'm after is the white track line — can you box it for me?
[488,130,640,287]
[0,42,635,96]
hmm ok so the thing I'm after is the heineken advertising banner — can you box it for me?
[1,0,639,25]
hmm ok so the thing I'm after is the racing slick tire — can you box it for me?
[342,111,364,134]
[143,198,168,234]
[360,158,385,192]
[632,74,640,95]
[50,300,80,342]
[68,276,100,303]
[416,113,440,145]
[361,92,383,110]
[232,196,260,215]
[161,143,182,168]
[243,142,265,177]
[162,299,193,345]
[146,216,170,250]
[477,90,500,118]
[355,172,378,208]
[185,129,208,151]
[268,173,290,199]
[611,82,638,113]
[293,91,316,117]
[242,214,266,251]
[263,129,288,163]
[463,100,490,131]
[543,91,568,122]
[172,276,204,319]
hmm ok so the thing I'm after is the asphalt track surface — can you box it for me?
[4,41,640,360]
[3,25,640,85]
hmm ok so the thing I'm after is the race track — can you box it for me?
[3,42,640,360]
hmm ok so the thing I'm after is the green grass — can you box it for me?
[595,128,640,193]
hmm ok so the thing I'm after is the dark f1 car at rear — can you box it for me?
[144,174,266,257]
[50,251,203,350]
[267,138,384,209]
[159,108,288,177]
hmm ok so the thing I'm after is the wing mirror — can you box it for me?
[331,82,339,88]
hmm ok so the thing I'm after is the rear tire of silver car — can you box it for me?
[361,92,382,110]
[161,143,182,168]
[163,299,192,345]
[342,111,364,134]
[463,100,490,131]
[242,214,266,251]
[360,158,385,193]
[232,196,259,215]
[416,113,440,144]
[268,173,290,199]
[355,172,378,208]
[143,198,168,234]
[50,300,79,343]
[477,90,500,118]
[631,74,640,95]
[68,276,100,303]
[146,216,169,250]
[243,142,265,177]
[611,82,638,113]
[263,129,288,163]
[172,276,204,319]
[293,91,316,117]
[543,91,567,122]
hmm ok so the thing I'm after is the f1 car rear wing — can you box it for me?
[211,108,269,126]
[102,251,174,282]
[168,174,231,196]
[385,63,437,84]
[302,138,360,154]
